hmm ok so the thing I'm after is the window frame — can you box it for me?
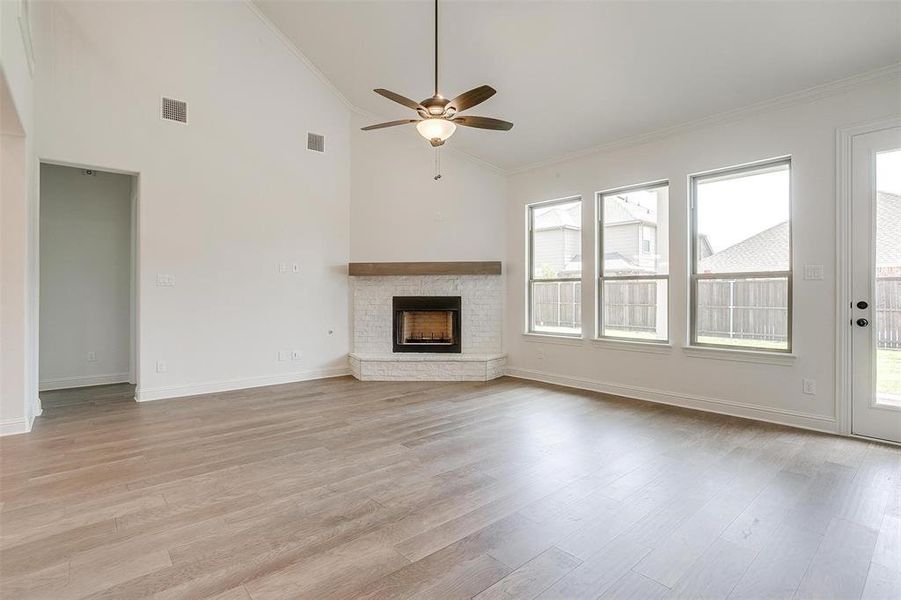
[596,180,670,344]
[689,156,793,353]
[526,195,583,337]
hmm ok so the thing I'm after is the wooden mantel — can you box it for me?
[348,261,502,276]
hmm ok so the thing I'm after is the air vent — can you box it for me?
[161,97,187,124]
[307,133,325,152]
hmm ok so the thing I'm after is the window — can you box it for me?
[598,182,669,341]
[691,158,791,351]
[528,197,582,336]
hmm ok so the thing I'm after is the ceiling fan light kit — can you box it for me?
[362,0,513,175]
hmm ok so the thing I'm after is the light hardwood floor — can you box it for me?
[1,376,899,599]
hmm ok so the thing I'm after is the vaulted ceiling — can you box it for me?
[255,1,901,171]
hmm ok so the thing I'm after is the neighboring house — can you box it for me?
[697,220,790,273]
[876,191,901,277]
[532,202,582,278]
[533,195,664,279]
[602,195,660,276]
[696,191,901,275]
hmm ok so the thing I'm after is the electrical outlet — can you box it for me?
[156,360,167,373]
[802,378,816,395]
[87,351,97,362]
[277,350,288,361]
[292,263,300,273]
[536,350,545,361]
[291,350,302,361]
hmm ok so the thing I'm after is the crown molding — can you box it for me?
[508,62,901,176]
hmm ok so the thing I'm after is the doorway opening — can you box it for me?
[38,164,138,401]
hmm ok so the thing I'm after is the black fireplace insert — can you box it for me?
[393,296,462,353]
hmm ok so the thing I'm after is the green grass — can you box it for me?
[878,349,901,403]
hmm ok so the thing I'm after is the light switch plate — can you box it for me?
[156,360,167,373]
[156,273,176,287]
[804,265,824,280]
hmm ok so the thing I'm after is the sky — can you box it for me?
[878,150,901,195]
[696,167,789,253]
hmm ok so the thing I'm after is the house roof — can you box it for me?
[877,191,901,269]
[604,196,657,226]
[698,221,789,273]
[533,202,581,230]
[696,192,901,273]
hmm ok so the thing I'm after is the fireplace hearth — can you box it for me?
[393,296,461,353]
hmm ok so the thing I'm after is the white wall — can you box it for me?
[32,0,352,401]
[505,77,901,433]
[1,0,38,435]
[350,113,507,262]
[39,164,133,390]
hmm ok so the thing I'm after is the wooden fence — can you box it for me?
[533,281,581,330]
[533,277,901,348]
[877,277,901,349]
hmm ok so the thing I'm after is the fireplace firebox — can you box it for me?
[393,296,461,353]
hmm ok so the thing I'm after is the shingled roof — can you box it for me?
[697,192,901,274]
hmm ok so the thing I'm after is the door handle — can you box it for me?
[856,318,869,327]
[857,300,869,309]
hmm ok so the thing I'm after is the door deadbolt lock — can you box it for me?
[857,301,869,310]
[856,318,869,327]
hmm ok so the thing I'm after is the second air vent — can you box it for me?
[161,97,187,124]
[307,133,325,152]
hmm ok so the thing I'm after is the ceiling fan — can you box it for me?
[361,0,513,149]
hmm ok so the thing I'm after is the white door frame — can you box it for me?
[835,116,901,439]
[33,158,141,406]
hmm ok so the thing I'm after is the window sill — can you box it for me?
[682,345,797,366]
[521,332,585,346]
[590,338,672,354]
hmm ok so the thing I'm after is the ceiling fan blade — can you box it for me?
[361,119,419,131]
[448,85,496,112]
[453,116,513,131]
[373,89,424,111]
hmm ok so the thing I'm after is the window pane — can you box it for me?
[695,163,789,274]
[601,185,668,276]
[876,149,901,407]
[532,200,581,280]
[696,277,788,350]
[602,279,667,341]
[531,281,581,335]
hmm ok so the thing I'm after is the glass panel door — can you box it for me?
[851,126,901,443]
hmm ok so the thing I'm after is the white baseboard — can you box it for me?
[505,367,838,435]
[39,373,130,391]
[135,367,351,402]
[0,415,33,437]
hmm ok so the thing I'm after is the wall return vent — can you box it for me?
[307,133,325,152]
[161,97,187,124]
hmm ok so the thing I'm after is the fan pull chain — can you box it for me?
[434,146,442,181]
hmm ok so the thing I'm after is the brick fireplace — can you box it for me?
[348,262,505,381]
